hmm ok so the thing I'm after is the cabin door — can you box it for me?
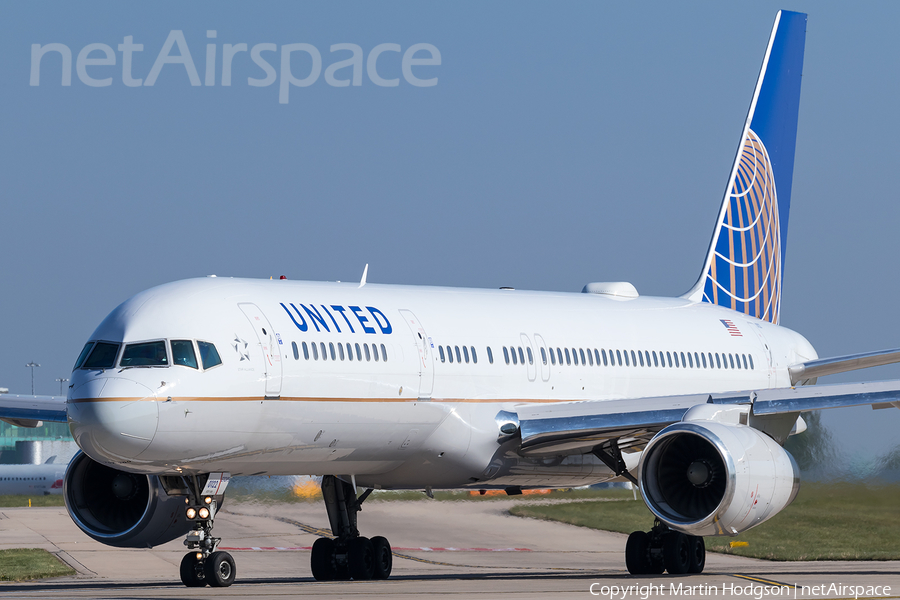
[238,303,283,397]
[399,309,434,399]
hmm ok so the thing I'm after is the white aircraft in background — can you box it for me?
[2,9,899,588]
[0,457,65,496]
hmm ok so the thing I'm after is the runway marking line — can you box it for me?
[731,574,796,588]
[220,546,532,552]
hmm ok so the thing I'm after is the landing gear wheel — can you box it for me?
[625,531,650,575]
[663,532,690,575]
[180,552,206,587]
[348,536,375,580]
[311,537,337,581]
[687,536,705,574]
[204,551,236,587]
[370,536,392,580]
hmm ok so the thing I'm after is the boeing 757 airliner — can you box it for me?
[2,10,899,587]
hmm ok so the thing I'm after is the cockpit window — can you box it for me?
[82,342,120,369]
[120,341,168,367]
[73,342,94,370]
[171,340,198,369]
[197,341,222,369]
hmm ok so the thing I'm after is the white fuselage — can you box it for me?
[0,463,65,495]
[67,277,816,489]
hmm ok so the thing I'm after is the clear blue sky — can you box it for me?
[1,2,898,467]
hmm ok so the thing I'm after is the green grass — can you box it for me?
[0,549,74,581]
[0,495,65,508]
[509,482,900,561]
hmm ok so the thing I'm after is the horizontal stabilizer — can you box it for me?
[788,347,900,384]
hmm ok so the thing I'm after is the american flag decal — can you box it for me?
[720,319,743,337]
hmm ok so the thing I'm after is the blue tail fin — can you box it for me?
[684,11,806,325]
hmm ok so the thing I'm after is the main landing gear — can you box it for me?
[625,521,705,575]
[310,475,393,581]
[179,490,235,587]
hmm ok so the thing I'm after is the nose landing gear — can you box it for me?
[179,490,235,587]
[310,475,393,581]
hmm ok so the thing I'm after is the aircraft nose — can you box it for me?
[68,377,159,463]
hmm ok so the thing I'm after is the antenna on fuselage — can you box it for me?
[359,264,369,288]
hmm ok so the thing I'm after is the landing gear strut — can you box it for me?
[625,520,705,575]
[178,478,234,587]
[310,475,393,581]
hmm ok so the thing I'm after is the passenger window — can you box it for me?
[687,353,693,368]
[579,349,586,365]
[456,346,462,363]
[338,343,345,361]
[439,346,446,362]
[540,347,547,365]
[364,344,371,361]
[347,343,353,361]
[463,346,470,363]
[372,344,379,362]
[694,353,700,369]
[638,351,644,367]
[565,348,571,365]
[74,342,94,370]
[526,347,533,365]
[503,347,510,364]
[681,352,687,368]
[550,348,556,365]
[382,344,388,362]
[330,342,337,361]
[121,341,168,367]
[487,347,493,364]
[517,347,524,365]
[715,353,721,368]
[701,353,707,368]
[587,349,593,366]
[595,349,601,366]
[470,347,476,364]
[172,340,198,369]
[355,343,362,361]
[571,348,578,366]
[292,341,299,361]
[749,354,754,369]
[616,350,622,366]
[673,352,679,368]
[198,342,222,369]
[448,346,454,363]
[302,342,310,360]
[321,342,328,361]
[729,354,735,369]
[601,349,608,366]
[312,343,319,360]
[557,348,563,364]
[652,351,658,367]
[511,347,517,365]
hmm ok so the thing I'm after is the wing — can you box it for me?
[0,393,68,427]
[515,379,900,458]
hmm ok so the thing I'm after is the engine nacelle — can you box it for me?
[64,452,191,548]
[639,421,800,537]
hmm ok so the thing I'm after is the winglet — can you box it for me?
[359,264,369,288]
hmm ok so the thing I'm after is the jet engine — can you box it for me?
[639,420,800,537]
[64,452,191,548]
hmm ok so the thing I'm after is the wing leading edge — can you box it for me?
[0,394,68,428]
[514,379,900,458]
